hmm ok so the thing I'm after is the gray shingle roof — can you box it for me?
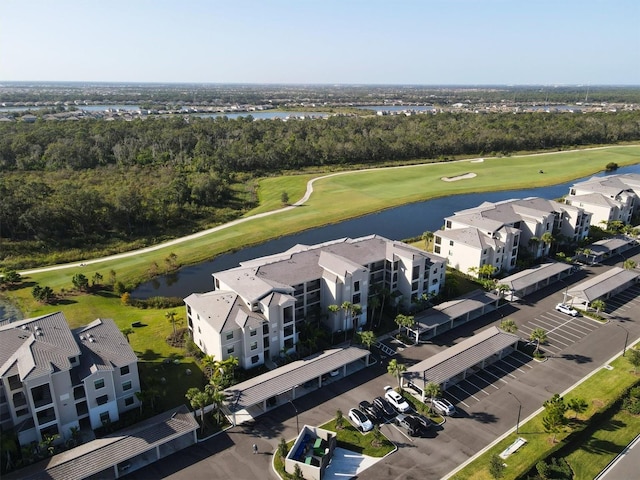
[500,262,572,292]
[415,289,499,329]
[404,326,520,385]
[9,405,198,480]
[566,267,640,303]
[224,347,369,410]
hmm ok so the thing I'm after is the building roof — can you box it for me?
[0,312,81,381]
[224,347,369,410]
[500,262,573,292]
[590,236,635,255]
[567,192,619,208]
[572,175,635,197]
[566,267,640,303]
[404,326,520,384]
[414,289,500,330]
[73,318,138,372]
[9,405,198,480]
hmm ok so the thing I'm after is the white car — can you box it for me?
[555,303,578,317]
[384,386,411,413]
[348,408,374,432]
[432,397,456,416]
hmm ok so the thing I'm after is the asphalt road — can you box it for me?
[136,254,640,480]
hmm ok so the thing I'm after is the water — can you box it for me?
[356,105,435,112]
[133,163,640,299]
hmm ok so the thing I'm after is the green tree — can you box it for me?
[71,273,89,291]
[540,231,555,253]
[499,318,518,333]
[590,299,606,314]
[292,463,304,480]
[185,387,210,432]
[489,454,505,479]
[395,313,415,337]
[277,437,289,459]
[623,259,637,270]
[424,382,442,413]
[165,310,182,334]
[335,409,345,429]
[280,191,289,205]
[627,348,640,374]
[90,271,103,288]
[358,330,376,350]
[567,397,588,419]
[542,394,567,443]
[387,358,407,389]
[529,328,547,356]
[120,327,134,343]
[422,230,434,250]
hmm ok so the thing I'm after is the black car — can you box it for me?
[394,413,425,437]
[359,400,383,423]
[410,413,433,430]
[373,396,396,418]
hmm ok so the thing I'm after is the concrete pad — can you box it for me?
[323,447,382,479]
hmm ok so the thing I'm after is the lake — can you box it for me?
[132,163,640,299]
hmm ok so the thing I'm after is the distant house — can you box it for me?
[185,235,446,369]
[0,312,140,447]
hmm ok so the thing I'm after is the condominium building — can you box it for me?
[185,235,446,369]
[565,175,638,227]
[435,197,591,277]
[0,312,140,447]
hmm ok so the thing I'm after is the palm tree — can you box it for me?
[530,328,548,356]
[422,230,434,250]
[328,304,340,335]
[499,318,518,333]
[341,301,353,333]
[350,303,363,336]
[359,330,377,350]
[120,327,135,343]
[623,259,637,270]
[496,283,510,300]
[335,409,345,429]
[423,382,442,413]
[387,358,406,389]
[185,387,210,432]
[165,310,181,334]
[568,397,588,419]
[540,232,555,255]
[368,296,380,329]
[528,236,540,254]
[590,299,606,314]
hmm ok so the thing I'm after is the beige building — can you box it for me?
[0,312,140,447]
[185,235,446,369]
[435,197,590,278]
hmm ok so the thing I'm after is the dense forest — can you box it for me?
[1,110,640,265]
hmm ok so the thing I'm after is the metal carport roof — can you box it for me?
[566,266,640,304]
[403,326,520,385]
[500,262,572,293]
[224,346,369,410]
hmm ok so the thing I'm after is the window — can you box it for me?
[94,379,105,390]
[445,220,452,229]
[125,396,135,407]
[31,384,52,408]
[250,341,258,351]
[120,365,130,376]
[226,332,233,340]
[15,408,28,418]
[96,395,108,406]
[198,326,201,333]
[352,293,361,304]
[122,381,132,391]
[8,375,21,390]
[449,240,454,246]
[284,325,294,337]
[37,407,56,425]
[100,412,110,424]
[74,386,86,400]
[250,329,257,337]
[435,236,441,245]
[434,246,441,254]
[227,346,235,355]
[354,281,360,292]
[251,355,259,364]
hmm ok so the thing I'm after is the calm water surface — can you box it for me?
[133,163,640,299]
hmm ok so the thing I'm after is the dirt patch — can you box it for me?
[441,172,477,182]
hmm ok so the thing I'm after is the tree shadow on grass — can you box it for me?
[580,437,624,455]
[137,349,162,361]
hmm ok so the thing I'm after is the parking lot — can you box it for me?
[604,283,640,318]
[443,350,534,409]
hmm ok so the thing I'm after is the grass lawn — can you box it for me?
[449,353,640,480]
[320,419,395,457]
[2,145,640,413]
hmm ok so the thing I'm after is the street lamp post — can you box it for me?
[617,324,629,357]
[289,400,299,434]
[508,392,522,434]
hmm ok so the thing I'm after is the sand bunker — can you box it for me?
[470,158,485,163]
[441,172,477,182]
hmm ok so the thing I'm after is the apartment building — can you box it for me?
[435,197,591,278]
[184,235,446,369]
[565,175,638,227]
[0,312,140,447]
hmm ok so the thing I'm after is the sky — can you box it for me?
[1,0,638,85]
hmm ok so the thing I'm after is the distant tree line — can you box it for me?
[1,110,639,256]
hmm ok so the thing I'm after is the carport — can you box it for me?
[403,326,520,399]
[410,289,500,341]
[565,266,640,308]
[224,346,370,426]
[500,262,573,300]
[7,405,199,480]
[581,235,636,264]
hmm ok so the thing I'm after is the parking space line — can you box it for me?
[488,363,518,378]
[572,318,599,330]
[445,388,470,408]
[561,323,592,336]
[462,378,491,396]
[453,383,482,401]
[388,423,414,442]
[492,358,524,374]
[509,351,534,367]
[467,374,499,391]
[480,368,509,384]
